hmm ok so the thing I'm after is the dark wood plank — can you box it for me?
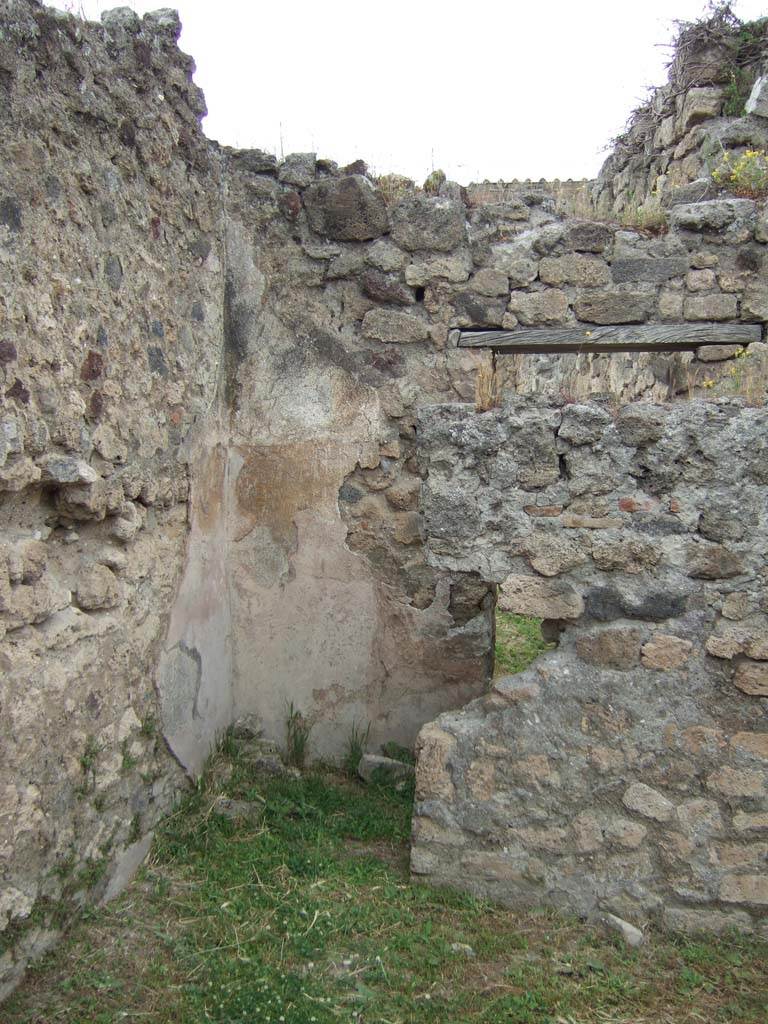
[458,323,763,353]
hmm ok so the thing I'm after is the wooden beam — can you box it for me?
[458,323,763,353]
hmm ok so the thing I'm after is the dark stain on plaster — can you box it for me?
[222,272,251,410]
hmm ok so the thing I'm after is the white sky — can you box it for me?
[48,0,768,184]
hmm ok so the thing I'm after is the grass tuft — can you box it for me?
[494,610,553,677]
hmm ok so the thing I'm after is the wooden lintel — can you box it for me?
[458,323,763,353]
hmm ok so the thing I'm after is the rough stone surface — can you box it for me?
[414,399,768,932]
[1,1,767,987]
[303,175,388,241]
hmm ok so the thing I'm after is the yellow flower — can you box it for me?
[702,379,716,389]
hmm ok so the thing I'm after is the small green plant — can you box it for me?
[342,720,371,777]
[76,735,101,796]
[284,701,311,768]
[713,148,768,197]
[380,740,416,765]
[422,168,446,195]
[722,67,756,116]
[128,814,141,845]
[619,190,668,234]
[375,172,414,204]
[139,714,156,739]
[120,738,137,774]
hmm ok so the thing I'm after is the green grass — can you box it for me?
[494,611,552,678]
[5,746,768,1024]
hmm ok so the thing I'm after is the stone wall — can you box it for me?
[1,0,768,997]
[593,11,768,217]
[0,0,228,996]
[412,398,768,936]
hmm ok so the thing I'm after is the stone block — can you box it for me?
[75,564,120,611]
[507,289,569,325]
[37,455,99,485]
[720,875,768,905]
[361,270,413,306]
[567,221,614,252]
[657,288,683,320]
[641,634,693,670]
[706,767,765,798]
[415,723,457,802]
[745,75,768,119]
[733,812,768,831]
[361,308,429,344]
[404,251,472,286]
[741,282,768,321]
[601,913,644,948]
[696,343,743,362]
[734,661,768,697]
[390,196,466,252]
[558,404,611,444]
[622,782,674,822]
[498,575,584,619]
[573,290,654,325]
[304,175,388,241]
[366,240,407,273]
[524,532,586,577]
[469,268,510,296]
[686,542,743,580]
[686,269,717,291]
[683,294,738,321]
[616,404,667,445]
[680,87,723,132]
[730,733,768,760]
[722,593,750,620]
[576,626,644,670]
[670,200,756,233]
[488,245,538,286]
[706,629,744,659]
[539,254,610,286]
[611,257,688,283]
[277,152,316,187]
[591,535,660,574]
[605,818,647,849]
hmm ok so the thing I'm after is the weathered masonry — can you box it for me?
[413,399,768,936]
[0,0,767,996]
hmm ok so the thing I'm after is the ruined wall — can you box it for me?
[593,12,768,217]
[2,0,768,993]
[413,398,768,936]
[0,1,228,996]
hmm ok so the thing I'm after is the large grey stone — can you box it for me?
[610,257,688,283]
[670,200,756,232]
[390,196,466,252]
[745,75,768,119]
[304,175,388,241]
[574,290,654,324]
[361,308,430,344]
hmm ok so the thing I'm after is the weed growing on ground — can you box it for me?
[494,610,553,677]
[342,720,370,777]
[285,701,311,768]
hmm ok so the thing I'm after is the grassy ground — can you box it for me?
[5,749,768,1024]
[494,611,552,677]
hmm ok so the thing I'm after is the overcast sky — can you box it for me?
[48,0,768,184]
